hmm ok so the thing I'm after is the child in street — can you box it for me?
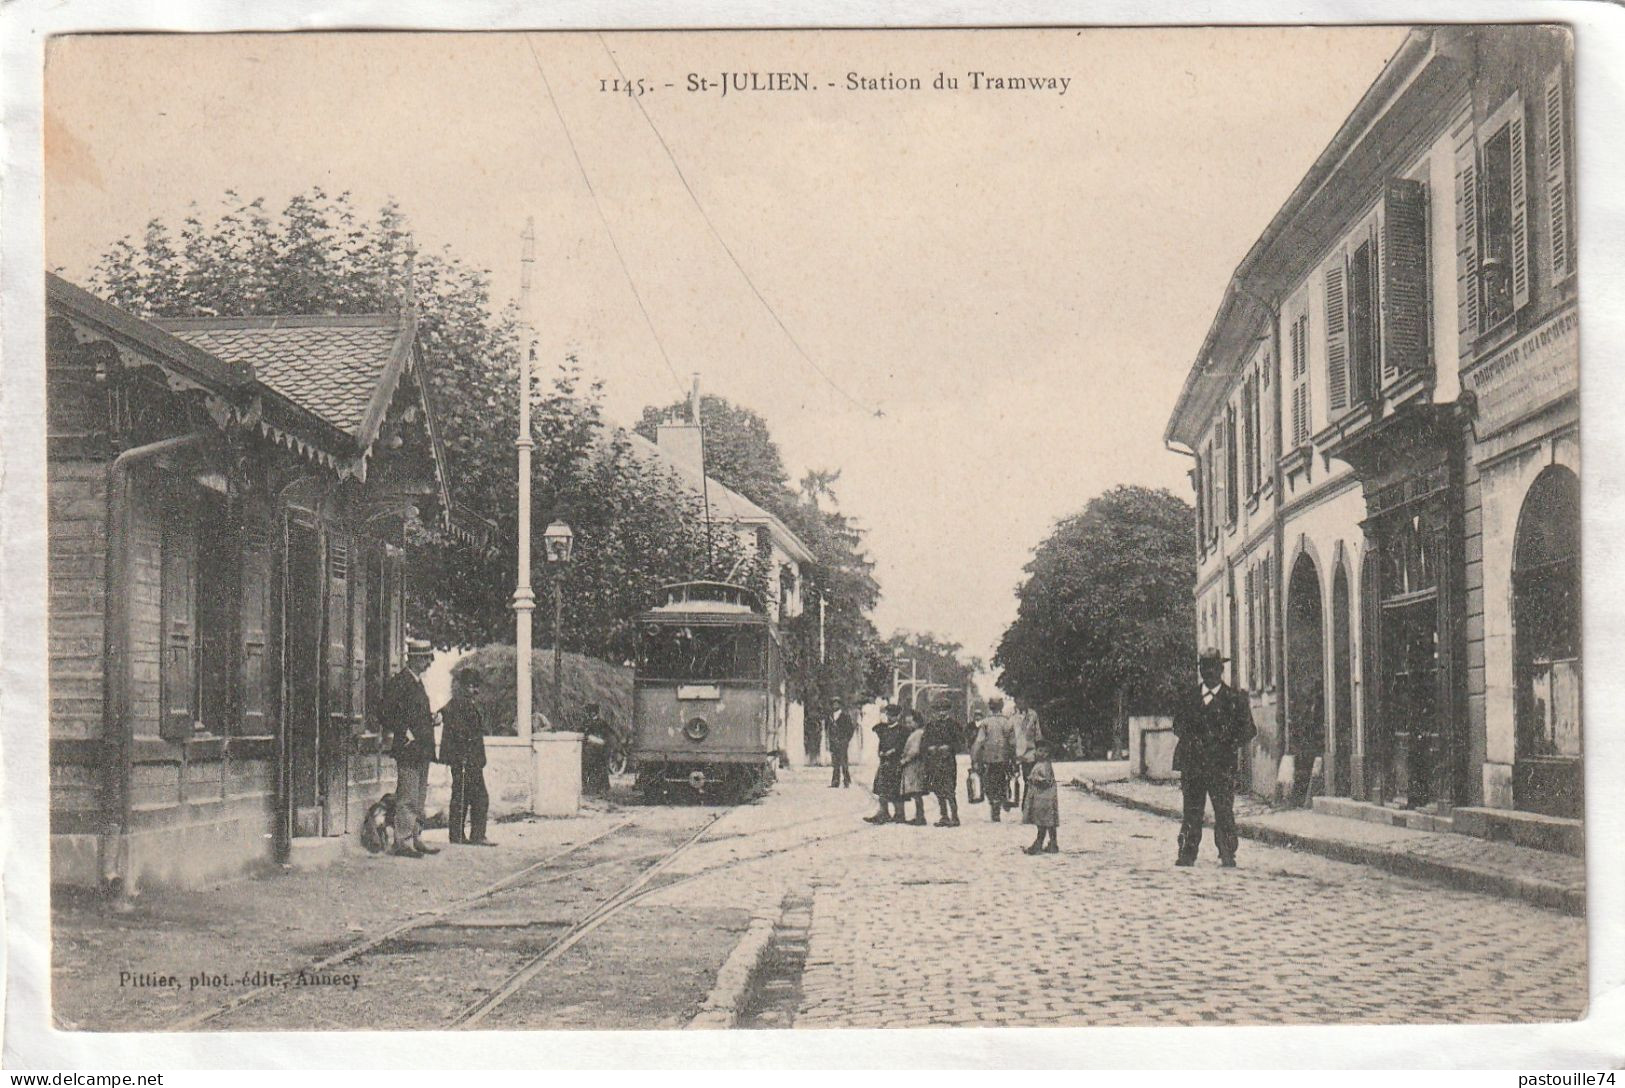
[1021,740,1059,854]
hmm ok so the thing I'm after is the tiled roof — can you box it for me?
[158,315,408,441]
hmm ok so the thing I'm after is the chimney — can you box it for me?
[656,373,705,475]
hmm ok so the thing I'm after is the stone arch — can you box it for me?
[1284,548,1325,801]
[1328,544,1357,796]
[1509,463,1581,817]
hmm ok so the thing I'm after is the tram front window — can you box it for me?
[638,624,767,681]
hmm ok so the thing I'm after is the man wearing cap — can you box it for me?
[380,639,439,858]
[1172,646,1256,868]
[440,665,495,846]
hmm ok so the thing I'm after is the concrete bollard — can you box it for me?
[531,731,583,816]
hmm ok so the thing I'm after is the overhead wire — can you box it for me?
[595,32,886,420]
[520,34,689,402]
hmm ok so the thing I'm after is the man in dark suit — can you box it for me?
[380,639,439,858]
[440,665,494,846]
[827,697,856,788]
[1172,646,1256,868]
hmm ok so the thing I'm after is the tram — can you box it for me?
[631,581,785,801]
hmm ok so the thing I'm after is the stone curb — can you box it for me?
[686,912,779,1029]
[1078,780,1585,917]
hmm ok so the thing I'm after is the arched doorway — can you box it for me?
[1285,552,1325,803]
[1331,561,1355,796]
[1512,465,1581,818]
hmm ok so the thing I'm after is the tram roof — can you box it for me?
[642,580,766,616]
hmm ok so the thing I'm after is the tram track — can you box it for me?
[447,814,874,1028]
[169,801,873,1032]
[166,817,635,1031]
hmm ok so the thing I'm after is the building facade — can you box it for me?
[1165,26,1578,837]
[47,276,480,892]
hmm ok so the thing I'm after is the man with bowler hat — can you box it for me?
[381,639,439,858]
[1172,646,1255,867]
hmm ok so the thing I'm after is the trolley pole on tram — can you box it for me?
[514,220,538,808]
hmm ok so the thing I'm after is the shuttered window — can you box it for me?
[1261,554,1273,683]
[1201,441,1216,545]
[1245,566,1257,689]
[1289,313,1311,448]
[349,542,369,736]
[1347,227,1379,407]
[1545,66,1574,283]
[1193,454,1206,547]
[1380,177,1430,384]
[1455,135,1481,345]
[1224,405,1239,525]
[1248,375,1261,493]
[1478,93,1530,332]
[1324,250,1350,415]
[240,516,271,736]
[325,538,352,741]
[159,499,198,741]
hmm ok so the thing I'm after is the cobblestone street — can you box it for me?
[737,764,1586,1028]
[51,763,1587,1033]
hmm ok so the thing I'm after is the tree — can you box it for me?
[86,188,737,654]
[994,486,1197,752]
[636,394,886,715]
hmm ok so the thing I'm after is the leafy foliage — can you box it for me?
[88,188,740,655]
[635,394,886,716]
[994,485,1197,747]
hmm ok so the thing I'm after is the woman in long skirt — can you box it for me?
[866,705,907,823]
[897,709,928,825]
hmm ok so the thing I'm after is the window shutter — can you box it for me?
[239,519,270,736]
[1248,566,1259,689]
[1248,376,1261,493]
[1455,139,1481,344]
[1381,177,1430,384]
[1224,406,1239,523]
[1213,424,1226,530]
[1193,454,1206,545]
[1324,252,1350,414]
[387,547,405,672]
[1545,67,1573,282]
[160,505,198,741]
[349,544,369,736]
[1509,100,1531,312]
[1289,315,1309,447]
[325,537,352,741]
[1263,555,1273,680]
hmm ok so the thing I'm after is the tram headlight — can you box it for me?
[684,716,710,742]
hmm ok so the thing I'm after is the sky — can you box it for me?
[44,27,1407,675]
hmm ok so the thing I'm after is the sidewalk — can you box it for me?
[1075,771,1585,916]
[51,803,628,1031]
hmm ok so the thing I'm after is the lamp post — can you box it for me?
[514,221,537,787]
[543,518,574,730]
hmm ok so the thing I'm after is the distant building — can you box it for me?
[47,275,486,891]
[1163,27,1578,843]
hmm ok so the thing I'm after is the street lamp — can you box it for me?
[544,519,574,730]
